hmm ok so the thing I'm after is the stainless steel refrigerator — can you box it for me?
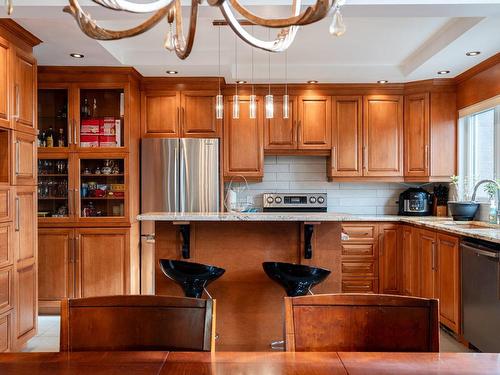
[140,138,220,293]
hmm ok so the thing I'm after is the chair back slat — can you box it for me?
[285,294,439,352]
[60,295,215,352]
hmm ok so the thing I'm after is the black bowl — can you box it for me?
[448,201,480,221]
[262,262,331,297]
[159,259,225,298]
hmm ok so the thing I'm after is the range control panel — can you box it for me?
[263,193,327,212]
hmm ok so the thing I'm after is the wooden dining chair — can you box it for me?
[285,293,439,352]
[60,295,216,352]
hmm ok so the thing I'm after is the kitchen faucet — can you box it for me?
[471,179,500,224]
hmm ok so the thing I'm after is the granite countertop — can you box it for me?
[138,212,500,244]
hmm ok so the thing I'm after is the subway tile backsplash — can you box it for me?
[225,156,431,215]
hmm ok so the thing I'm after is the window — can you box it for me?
[458,102,500,201]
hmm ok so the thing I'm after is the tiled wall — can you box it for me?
[226,156,433,215]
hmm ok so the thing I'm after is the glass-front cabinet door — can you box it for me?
[77,87,125,150]
[38,88,71,150]
[78,156,128,222]
[38,154,73,223]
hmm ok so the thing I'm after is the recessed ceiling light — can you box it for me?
[466,51,481,56]
[236,80,247,84]
[377,80,388,84]
[70,53,84,58]
[166,70,178,75]
[437,70,450,75]
[307,80,318,84]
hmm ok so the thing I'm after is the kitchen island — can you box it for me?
[138,212,500,351]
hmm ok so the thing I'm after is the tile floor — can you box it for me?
[23,315,471,353]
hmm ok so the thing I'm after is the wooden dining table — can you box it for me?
[0,351,498,375]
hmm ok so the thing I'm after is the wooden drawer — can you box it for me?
[0,310,11,352]
[0,188,9,223]
[342,261,375,277]
[0,267,12,314]
[342,243,376,258]
[342,225,376,242]
[342,278,378,293]
[0,223,12,268]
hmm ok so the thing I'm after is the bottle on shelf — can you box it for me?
[57,128,65,147]
[82,98,90,119]
[39,130,47,147]
[46,127,54,147]
[36,130,41,147]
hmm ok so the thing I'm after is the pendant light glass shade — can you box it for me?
[265,94,274,119]
[329,7,346,36]
[283,94,289,119]
[249,94,257,119]
[164,22,176,51]
[216,94,224,120]
[232,95,240,119]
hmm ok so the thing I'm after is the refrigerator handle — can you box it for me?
[179,142,186,212]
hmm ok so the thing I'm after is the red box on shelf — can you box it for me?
[80,134,99,148]
[81,119,101,134]
[99,135,117,147]
[101,117,117,135]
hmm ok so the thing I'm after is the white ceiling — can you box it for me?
[7,0,500,83]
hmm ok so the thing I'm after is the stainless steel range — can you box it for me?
[263,193,327,212]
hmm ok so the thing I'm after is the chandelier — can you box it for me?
[4,0,346,60]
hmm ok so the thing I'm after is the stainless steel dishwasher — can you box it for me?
[461,238,500,352]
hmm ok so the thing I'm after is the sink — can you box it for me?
[440,221,496,229]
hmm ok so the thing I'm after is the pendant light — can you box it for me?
[265,28,274,119]
[215,27,223,120]
[249,26,257,119]
[233,35,240,119]
[329,0,346,37]
[283,50,289,119]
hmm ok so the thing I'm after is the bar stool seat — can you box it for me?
[159,259,225,298]
[262,262,331,297]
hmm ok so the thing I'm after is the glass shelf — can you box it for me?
[38,158,69,218]
[79,89,124,149]
[80,158,125,218]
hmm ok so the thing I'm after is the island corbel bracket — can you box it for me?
[180,224,191,259]
[304,224,314,259]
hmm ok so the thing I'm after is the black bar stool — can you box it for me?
[262,262,331,297]
[159,259,225,298]
[262,261,331,350]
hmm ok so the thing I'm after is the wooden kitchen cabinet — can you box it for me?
[142,90,221,138]
[436,232,460,333]
[341,224,379,293]
[378,224,401,294]
[223,96,264,179]
[404,93,429,178]
[13,48,36,135]
[417,228,437,299]
[75,228,130,298]
[141,91,180,137]
[363,95,403,177]
[11,130,36,186]
[330,96,363,177]
[181,90,220,137]
[264,95,297,150]
[38,228,74,314]
[0,311,11,352]
[12,185,37,349]
[297,95,331,150]
[0,36,10,129]
[401,225,419,296]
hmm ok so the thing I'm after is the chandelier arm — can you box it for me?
[92,0,175,13]
[225,0,333,28]
[64,0,171,40]
[219,1,299,53]
[173,0,199,60]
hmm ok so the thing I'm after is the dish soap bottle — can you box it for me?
[489,200,498,224]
